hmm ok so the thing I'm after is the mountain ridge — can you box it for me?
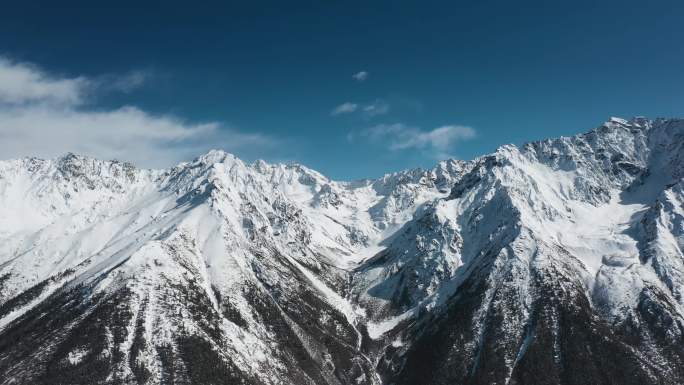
[1,117,683,384]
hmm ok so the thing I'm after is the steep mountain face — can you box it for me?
[1,117,683,385]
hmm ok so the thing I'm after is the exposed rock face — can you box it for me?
[1,117,683,384]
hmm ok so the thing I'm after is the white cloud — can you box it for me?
[331,100,389,118]
[0,105,275,168]
[0,57,88,105]
[331,102,358,116]
[95,70,149,93]
[0,56,277,168]
[357,123,475,158]
[362,100,389,117]
[352,71,368,82]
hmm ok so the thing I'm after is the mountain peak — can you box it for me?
[608,116,629,125]
[195,148,238,165]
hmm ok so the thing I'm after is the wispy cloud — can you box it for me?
[331,99,389,118]
[95,70,149,93]
[352,71,368,82]
[362,99,389,117]
[0,57,87,106]
[331,102,359,116]
[0,56,277,168]
[353,123,475,159]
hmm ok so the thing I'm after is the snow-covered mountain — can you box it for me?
[1,117,683,385]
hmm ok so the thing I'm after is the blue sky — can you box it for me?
[1,0,683,180]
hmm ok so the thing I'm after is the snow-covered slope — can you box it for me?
[1,117,683,385]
